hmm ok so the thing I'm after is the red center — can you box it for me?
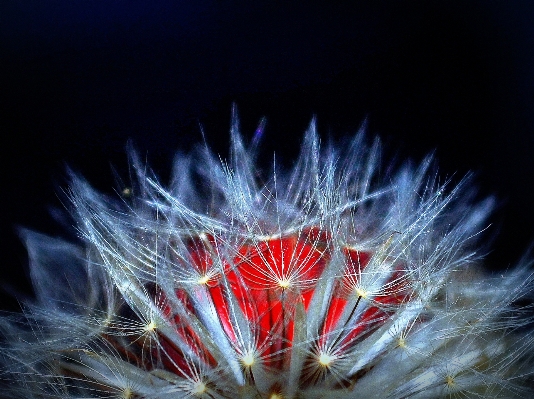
[158,227,408,378]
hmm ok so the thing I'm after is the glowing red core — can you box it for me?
[160,227,408,377]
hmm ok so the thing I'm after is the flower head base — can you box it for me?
[1,113,534,398]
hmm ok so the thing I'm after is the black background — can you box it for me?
[1,1,534,310]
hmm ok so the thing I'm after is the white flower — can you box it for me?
[1,110,533,398]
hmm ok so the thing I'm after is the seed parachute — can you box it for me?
[1,110,533,398]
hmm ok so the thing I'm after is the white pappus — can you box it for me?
[1,110,534,398]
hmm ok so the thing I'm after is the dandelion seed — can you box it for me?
[1,110,534,398]
[317,351,335,367]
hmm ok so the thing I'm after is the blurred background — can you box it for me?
[1,1,534,310]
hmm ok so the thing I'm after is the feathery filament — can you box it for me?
[1,113,533,398]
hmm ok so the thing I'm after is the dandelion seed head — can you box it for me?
[1,111,534,398]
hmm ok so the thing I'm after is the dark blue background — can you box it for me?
[2,1,534,309]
